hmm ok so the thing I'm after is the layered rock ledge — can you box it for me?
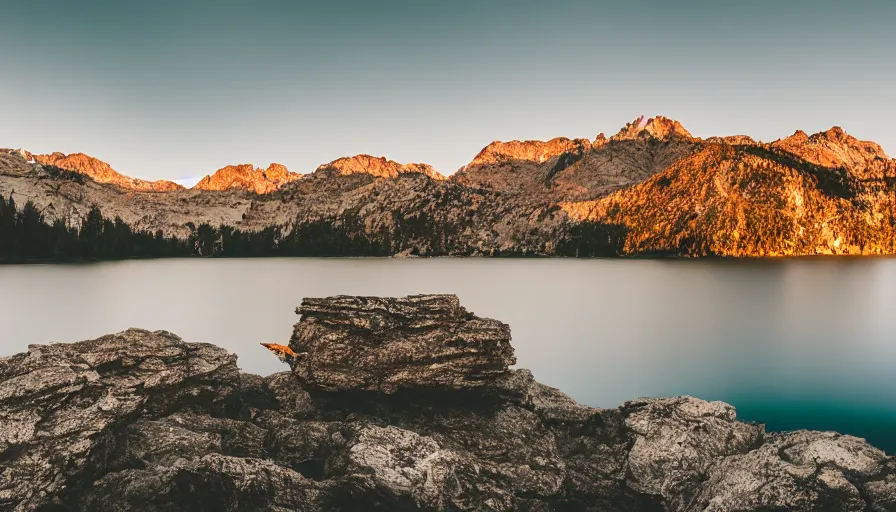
[1,295,894,511]
[288,294,516,393]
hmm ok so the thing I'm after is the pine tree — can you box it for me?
[18,201,45,258]
[79,206,104,259]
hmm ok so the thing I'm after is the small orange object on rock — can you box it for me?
[260,343,298,363]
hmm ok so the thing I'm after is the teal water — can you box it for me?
[1,258,895,452]
[733,399,896,452]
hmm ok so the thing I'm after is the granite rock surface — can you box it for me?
[2,295,894,511]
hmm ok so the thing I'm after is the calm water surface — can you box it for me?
[2,258,896,451]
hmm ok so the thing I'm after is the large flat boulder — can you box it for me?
[285,294,516,393]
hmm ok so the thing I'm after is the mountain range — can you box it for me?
[2,115,894,257]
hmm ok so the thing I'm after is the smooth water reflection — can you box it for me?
[2,257,895,450]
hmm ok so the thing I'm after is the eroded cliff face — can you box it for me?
[2,117,895,257]
[2,294,894,511]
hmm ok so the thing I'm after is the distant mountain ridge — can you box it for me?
[9,150,447,194]
[2,115,894,258]
[316,154,446,181]
[29,151,185,192]
[10,116,889,196]
[193,163,300,194]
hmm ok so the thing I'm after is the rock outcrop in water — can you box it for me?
[2,294,895,511]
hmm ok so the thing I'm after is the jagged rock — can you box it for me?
[611,115,695,141]
[622,397,764,498]
[316,154,446,181]
[461,137,594,169]
[81,454,329,512]
[453,118,699,200]
[2,296,895,511]
[283,294,516,393]
[678,431,890,512]
[771,126,892,180]
[346,424,473,509]
[31,151,184,191]
[193,162,301,194]
[501,368,600,423]
[0,329,238,511]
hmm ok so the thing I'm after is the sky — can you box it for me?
[1,0,893,183]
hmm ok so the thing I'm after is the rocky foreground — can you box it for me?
[2,295,895,511]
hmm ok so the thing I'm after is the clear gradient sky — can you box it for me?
[1,0,893,183]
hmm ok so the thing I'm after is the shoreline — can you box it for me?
[4,253,896,265]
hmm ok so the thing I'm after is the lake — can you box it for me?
[2,257,896,452]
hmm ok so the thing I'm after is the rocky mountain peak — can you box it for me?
[14,148,35,162]
[193,162,301,194]
[781,129,810,144]
[463,137,593,170]
[773,126,890,169]
[819,126,849,141]
[812,126,890,158]
[611,115,695,141]
[315,154,445,180]
[265,162,290,176]
[30,151,185,192]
